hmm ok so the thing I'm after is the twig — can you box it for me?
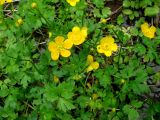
[23,101,35,110]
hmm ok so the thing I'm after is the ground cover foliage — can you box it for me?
[0,0,160,119]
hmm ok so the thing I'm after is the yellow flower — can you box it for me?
[31,2,37,9]
[141,22,156,39]
[48,36,72,60]
[100,18,107,23]
[92,93,98,100]
[67,26,87,47]
[66,0,80,6]
[15,18,23,26]
[86,55,99,72]
[97,36,118,57]
[53,76,59,83]
[0,0,12,5]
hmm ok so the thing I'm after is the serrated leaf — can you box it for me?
[102,7,111,18]
[57,98,75,112]
[131,100,143,108]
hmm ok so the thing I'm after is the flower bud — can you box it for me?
[16,18,23,26]
[31,2,37,9]
[111,108,116,112]
[53,76,59,83]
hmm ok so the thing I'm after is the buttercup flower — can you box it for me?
[53,76,59,83]
[31,2,37,9]
[15,18,23,26]
[48,36,72,60]
[0,0,12,5]
[100,18,107,23]
[97,36,118,57]
[67,26,87,47]
[141,22,156,39]
[66,0,80,6]
[86,55,99,72]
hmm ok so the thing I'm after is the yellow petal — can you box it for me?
[86,65,93,72]
[100,36,114,44]
[97,45,104,53]
[48,41,57,52]
[141,22,149,33]
[72,26,80,32]
[70,2,77,6]
[111,43,118,52]
[55,36,64,45]
[51,52,59,60]
[63,39,73,49]
[91,62,99,70]
[60,49,71,57]
[104,51,112,57]
[7,0,12,2]
[81,27,88,38]
[73,35,84,45]
[150,26,156,33]
[87,55,94,64]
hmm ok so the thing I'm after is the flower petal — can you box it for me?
[104,51,112,57]
[97,45,104,53]
[91,62,99,70]
[87,55,94,64]
[81,27,88,38]
[86,65,93,72]
[48,41,57,52]
[60,49,71,57]
[72,26,80,32]
[100,36,114,44]
[55,36,64,45]
[51,52,59,60]
[150,26,156,33]
[63,39,73,49]
[111,43,118,52]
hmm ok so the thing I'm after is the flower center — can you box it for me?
[57,45,64,50]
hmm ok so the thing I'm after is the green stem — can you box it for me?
[36,8,51,27]
[111,28,122,65]
[6,55,43,75]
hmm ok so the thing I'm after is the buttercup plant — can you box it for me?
[0,0,160,120]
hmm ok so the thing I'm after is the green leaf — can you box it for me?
[95,69,111,88]
[123,105,139,120]
[134,44,146,55]
[102,7,111,18]
[21,74,31,88]
[128,109,139,120]
[92,0,104,8]
[117,14,124,25]
[57,98,75,112]
[145,6,159,16]
[93,8,101,18]
[123,9,133,15]
[131,100,143,109]
[123,0,130,7]
[0,84,9,97]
